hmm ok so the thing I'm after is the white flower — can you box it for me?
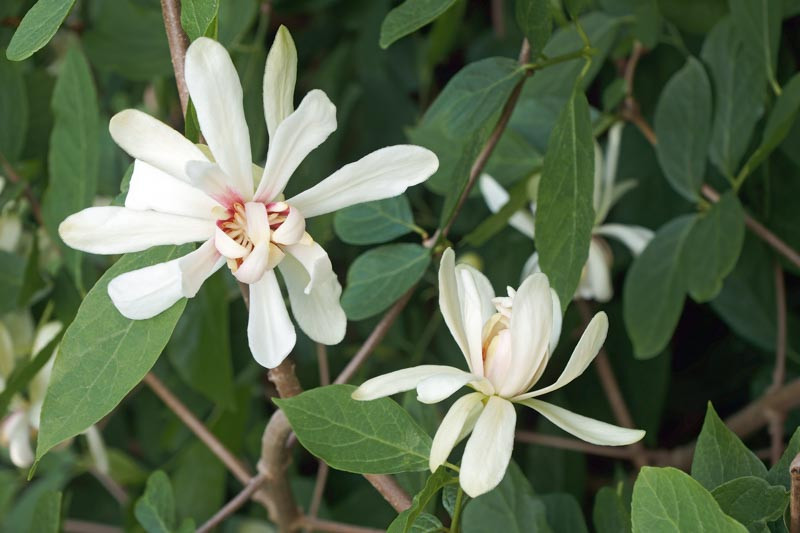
[58,28,438,368]
[352,248,644,498]
[0,321,108,473]
[479,122,654,302]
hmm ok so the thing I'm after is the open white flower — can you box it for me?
[480,122,653,302]
[0,321,108,472]
[352,248,644,498]
[58,28,438,368]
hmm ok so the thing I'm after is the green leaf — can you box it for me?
[767,428,800,490]
[406,513,444,533]
[275,384,432,474]
[180,0,219,41]
[0,55,28,162]
[535,89,594,307]
[738,73,800,180]
[334,196,417,245]
[691,403,767,491]
[36,246,191,461]
[6,0,76,61]
[623,215,696,359]
[593,484,632,533]
[729,0,781,88]
[711,476,788,532]
[379,0,460,49]
[515,0,552,59]
[28,490,61,533]
[631,467,748,532]
[41,45,99,289]
[701,17,766,178]
[409,57,524,222]
[0,328,61,416]
[167,272,234,408]
[388,467,457,533]
[0,251,25,314]
[653,57,712,201]
[462,462,551,533]
[135,471,176,533]
[463,176,533,247]
[341,243,430,321]
[684,191,745,302]
[541,493,588,533]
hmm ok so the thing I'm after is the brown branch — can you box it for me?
[317,343,330,386]
[160,0,190,115]
[307,462,329,527]
[516,430,636,460]
[63,521,122,533]
[298,517,385,533]
[197,472,268,533]
[792,453,800,533]
[143,373,254,485]
[769,261,788,465]
[258,410,302,532]
[576,301,649,468]
[363,474,413,512]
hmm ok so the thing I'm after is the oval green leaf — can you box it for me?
[6,0,76,61]
[333,196,416,246]
[379,0,460,49]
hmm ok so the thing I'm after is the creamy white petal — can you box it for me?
[479,174,535,239]
[455,264,495,322]
[576,239,613,303]
[456,266,491,377]
[272,207,305,245]
[185,37,253,198]
[288,145,438,218]
[247,270,296,368]
[255,90,336,202]
[233,242,271,284]
[126,160,220,217]
[264,25,297,139]
[351,365,465,401]
[109,109,208,183]
[185,161,246,206]
[245,202,270,244]
[278,245,345,345]
[3,411,33,468]
[438,249,475,374]
[592,141,604,214]
[31,322,62,357]
[499,273,553,397]
[0,322,14,379]
[429,392,485,472]
[214,227,249,259]
[595,223,654,256]
[517,398,645,445]
[460,396,516,498]
[515,312,608,400]
[108,239,223,319]
[548,289,562,355]
[82,425,110,475]
[59,207,214,255]
[416,369,481,404]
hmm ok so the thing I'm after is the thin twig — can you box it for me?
[160,0,190,115]
[307,463,329,527]
[768,261,788,465]
[317,343,330,386]
[363,474,413,512]
[63,521,122,533]
[490,0,505,38]
[792,453,800,533]
[258,410,302,531]
[515,430,635,459]
[89,467,129,506]
[298,517,385,533]
[197,472,268,533]
[576,301,649,468]
[143,373,254,485]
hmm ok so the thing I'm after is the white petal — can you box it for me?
[498,273,553,397]
[576,239,613,303]
[264,25,297,139]
[288,145,438,218]
[82,425,110,475]
[108,239,223,319]
[438,249,474,373]
[255,90,336,202]
[126,160,220,217]
[245,202,270,244]
[517,398,644,445]
[214,227,249,259]
[549,289,562,355]
[278,244,345,345]
[185,161,246,206]
[595,223,654,256]
[351,365,468,401]
[3,412,33,468]
[478,174,535,239]
[59,207,215,255]
[31,322,62,357]
[515,312,608,400]
[429,392,485,472]
[460,396,516,498]
[272,207,306,245]
[233,242,271,284]
[247,270,296,368]
[417,370,481,404]
[592,141,604,214]
[456,266,492,376]
[0,321,14,378]
[185,37,253,198]
[455,264,495,321]
[109,109,208,184]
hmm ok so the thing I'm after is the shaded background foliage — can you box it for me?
[1,0,800,531]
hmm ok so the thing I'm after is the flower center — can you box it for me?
[217,201,290,254]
